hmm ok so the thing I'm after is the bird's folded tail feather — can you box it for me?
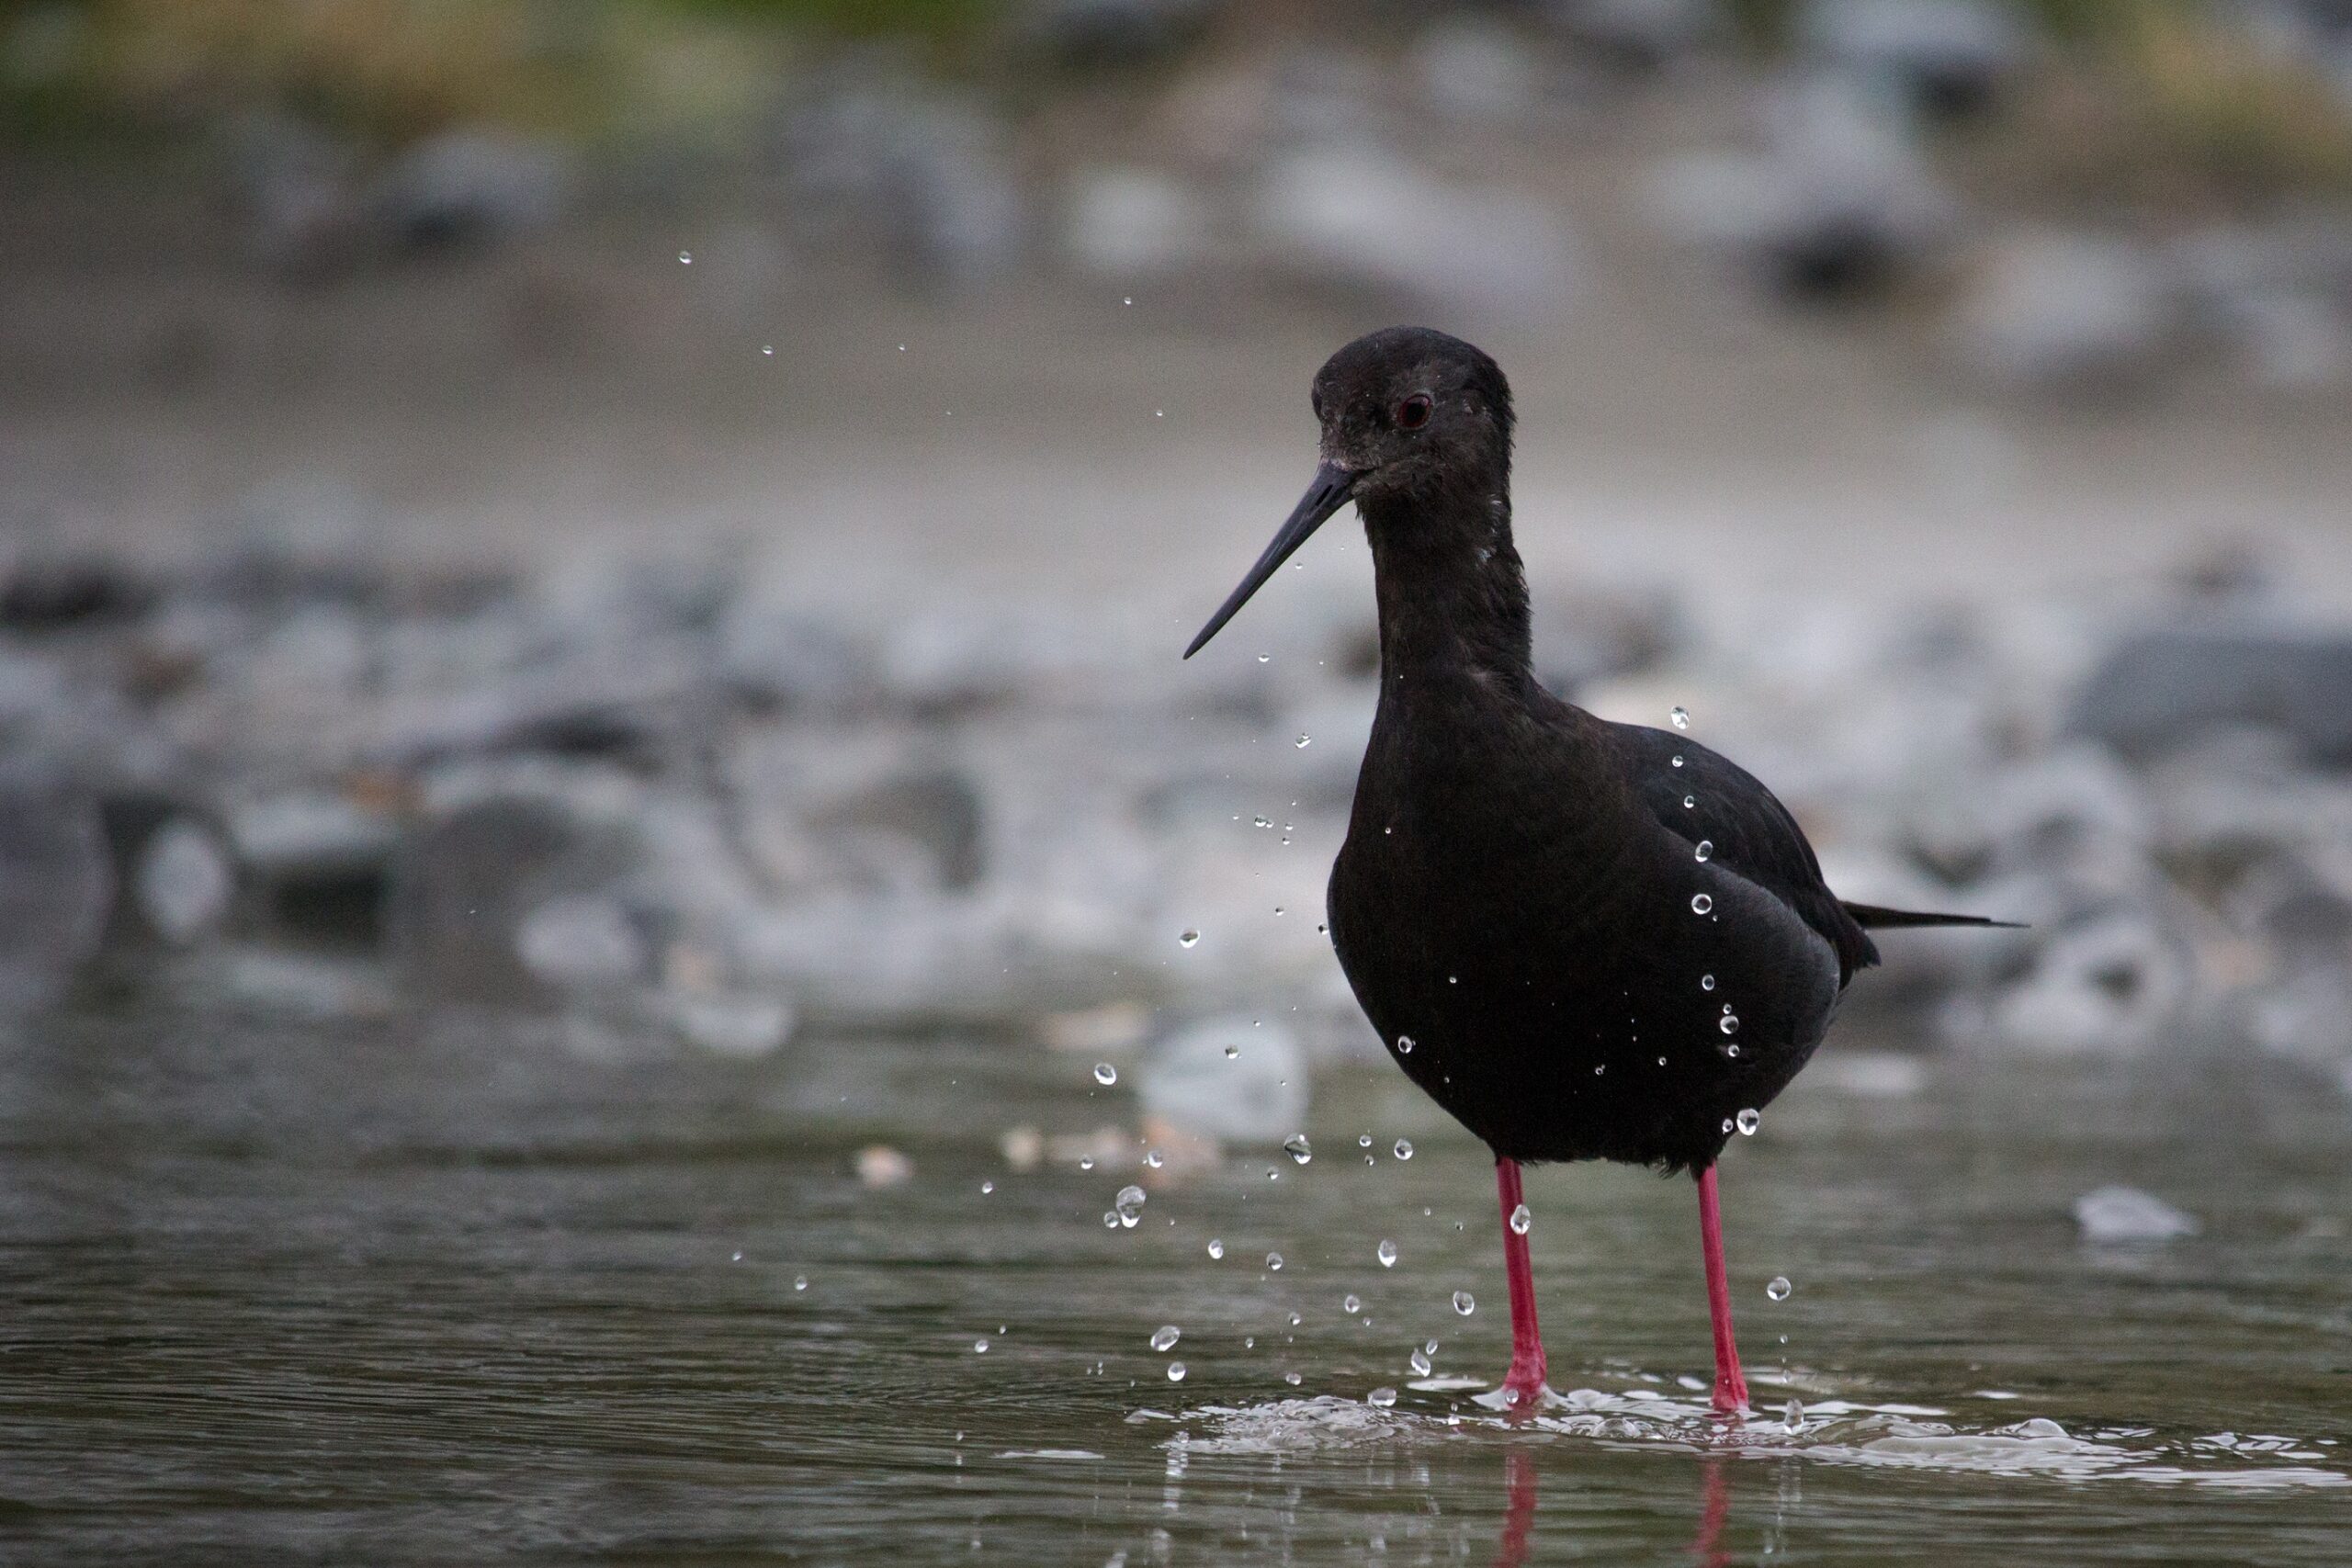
[1840,902,2024,931]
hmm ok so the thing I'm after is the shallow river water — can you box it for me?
[3,1010,2346,1564]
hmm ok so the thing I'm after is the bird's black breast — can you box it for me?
[1327,691,1847,1172]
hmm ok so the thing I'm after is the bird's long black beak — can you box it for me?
[1183,463,1357,659]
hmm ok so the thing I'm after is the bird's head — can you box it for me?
[1185,326,1513,659]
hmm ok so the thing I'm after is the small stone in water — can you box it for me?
[1453,1291,1476,1315]
[1736,1108,1760,1135]
[1691,894,1713,915]
[1206,1238,1224,1259]
[1509,1203,1532,1236]
[1093,1062,1117,1086]
[1367,1386,1397,1407]
[1766,1275,1792,1301]
[1393,1139,1414,1160]
[1342,1293,1362,1314]
[1167,1362,1185,1382]
[1283,1134,1312,1165]
[1670,705,1690,729]
[1151,1325,1181,1352]
[1695,840,1713,862]
[1377,1238,1398,1268]
[1180,929,1200,948]
[1266,1252,1283,1271]
[1396,1034,1415,1055]
[1409,1348,1431,1376]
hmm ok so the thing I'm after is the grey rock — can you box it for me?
[375,130,570,251]
[1139,1014,1309,1144]
[515,893,650,991]
[0,779,114,1009]
[229,791,401,944]
[1949,231,2178,389]
[2070,625,2352,767]
[1253,147,1580,320]
[2074,1185,2199,1243]
[1988,909,2192,1054]
[135,818,236,946]
[656,987,796,1058]
[1799,0,2030,118]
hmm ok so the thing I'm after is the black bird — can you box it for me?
[1185,327,2010,1414]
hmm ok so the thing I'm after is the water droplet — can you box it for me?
[794,1274,808,1292]
[1424,1338,1439,1355]
[1721,1118,1736,1134]
[1448,975,1458,985]
[731,1249,743,1262]
[1683,795,1696,809]
[1341,1293,1362,1314]
[1295,734,1311,749]
[1256,653,1270,664]
[1718,1013,1739,1036]
[1657,1056,1668,1066]
[1695,840,1713,862]
[1376,1238,1398,1268]
[1180,929,1200,948]
[1123,295,1134,306]
[1736,1108,1760,1135]
[1392,1139,1414,1160]
[1367,1386,1397,1407]
[974,1338,989,1353]
[1167,1361,1185,1382]
[1102,1211,1120,1228]
[1266,1252,1283,1271]
[1701,973,1716,991]
[1252,816,1271,829]
[1670,705,1690,729]
[1283,1134,1312,1165]
[1150,1325,1181,1352]
[1409,1348,1431,1376]
[1691,893,1713,915]
[1283,1371,1303,1386]
[1093,1062,1117,1086]
[1144,1148,1164,1168]
[1079,1157,1094,1171]
[761,344,774,356]
[1206,1238,1224,1259]
[1593,1063,1606,1075]
[1396,1034,1415,1055]
[1508,1203,1532,1236]
[1766,1275,1792,1302]
[1671,754,1685,768]
[1452,1291,1476,1316]
[1273,905,1284,917]
[979,1179,995,1194]
[1723,1043,1742,1058]
[677,250,693,265]
[1115,1184,1147,1227]
[1783,1397,1804,1434]
[1223,1044,1239,1059]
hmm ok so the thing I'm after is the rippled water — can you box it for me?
[3,1010,2346,1563]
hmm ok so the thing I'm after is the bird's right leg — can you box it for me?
[1495,1156,1550,1411]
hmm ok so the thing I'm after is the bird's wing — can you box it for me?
[1612,724,1879,986]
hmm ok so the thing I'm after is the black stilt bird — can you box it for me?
[1184,327,2012,1414]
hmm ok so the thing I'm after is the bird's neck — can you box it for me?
[1361,479,1532,691]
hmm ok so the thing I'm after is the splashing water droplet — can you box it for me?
[979,1180,995,1194]
[1718,1013,1739,1036]
[1377,1238,1398,1268]
[1767,1275,1792,1302]
[1102,1211,1120,1229]
[1093,1063,1117,1086]
[1783,1397,1804,1433]
[1252,816,1271,829]
[1342,1293,1362,1314]
[1266,1252,1283,1271]
[1150,1325,1181,1352]
[1671,754,1684,768]
[1409,1348,1431,1376]
[1283,1134,1312,1165]
[1509,1203,1532,1236]
[1695,840,1713,862]
[1736,1108,1760,1135]
[1115,1185,1147,1227]
[1283,1371,1303,1385]
[1256,652,1270,663]
[1683,795,1696,809]
[1179,929,1200,948]
[1396,1034,1415,1055]
[794,1274,808,1292]
[1223,1044,1238,1059]
[1367,1386,1397,1407]
[1393,1139,1414,1160]
[1453,1291,1476,1316]
[1723,1043,1742,1058]
[1721,1117,1736,1134]
[1272,906,1284,917]
[1295,734,1311,749]
[1701,974,1716,991]
[1144,1148,1163,1168]
[1670,705,1690,729]
[761,344,774,356]
[1206,1238,1224,1259]
[1078,1156,1094,1171]
[973,1338,989,1353]
[1691,894,1713,915]
[678,250,693,265]
[1167,1361,1185,1382]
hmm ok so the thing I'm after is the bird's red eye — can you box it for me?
[1396,394,1433,430]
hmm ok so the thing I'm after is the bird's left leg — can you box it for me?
[1495,1156,1550,1410]
[1695,1163,1749,1414]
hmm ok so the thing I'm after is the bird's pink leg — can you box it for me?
[1495,1157,1549,1410]
[1695,1164,1749,1415]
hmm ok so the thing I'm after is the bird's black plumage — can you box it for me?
[1191,326,2001,1175]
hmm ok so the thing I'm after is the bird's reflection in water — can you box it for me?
[1487,1450,1736,1568]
